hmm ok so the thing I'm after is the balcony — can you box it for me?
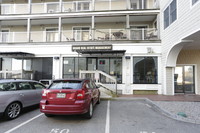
[1,0,159,15]
[0,28,159,43]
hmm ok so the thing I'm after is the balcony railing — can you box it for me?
[0,28,158,43]
[1,0,159,15]
[0,32,28,43]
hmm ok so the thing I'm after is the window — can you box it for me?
[130,0,147,9]
[32,82,45,90]
[74,2,90,11]
[192,0,199,5]
[133,57,158,84]
[47,3,59,13]
[73,27,90,41]
[18,82,32,90]
[164,0,177,29]
[46,28,59,42]
[0,82,16,91]
[1,30,9,42]
[49,80,82,90]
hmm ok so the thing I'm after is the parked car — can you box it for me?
[39,79,52,87]
[40,79,100,119]
[0,79,46,120]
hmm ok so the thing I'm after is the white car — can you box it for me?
[0,79,46,120]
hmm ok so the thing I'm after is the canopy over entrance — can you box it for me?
[76,50,126,56]
[0,52,34,58]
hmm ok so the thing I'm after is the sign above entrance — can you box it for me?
[72,45,112,51]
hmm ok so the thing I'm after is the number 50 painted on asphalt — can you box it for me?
[50,129,70,133]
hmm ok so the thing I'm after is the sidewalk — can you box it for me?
[118,94,200,102]
[118,94,200,124]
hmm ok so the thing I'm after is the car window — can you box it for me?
[0,82,16,91]
[86,81,94,89]
[91,80,97,89]
[18,82,32,90]
[32,82,46,90]
[49,80,82,90]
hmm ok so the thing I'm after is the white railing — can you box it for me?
[79,70,117,94]
[94,29,128,41]
[0,70,34,79]
[0,28,158,43]
[1,0,159,15]
[0,32,28,43]
[1,4,29,14]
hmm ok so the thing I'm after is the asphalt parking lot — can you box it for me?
[0,99,200,133]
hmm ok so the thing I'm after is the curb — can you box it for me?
[109,97,200,125]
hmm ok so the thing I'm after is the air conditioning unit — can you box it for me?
[48,9,54,13]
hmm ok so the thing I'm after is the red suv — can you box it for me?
[40,79,100,119]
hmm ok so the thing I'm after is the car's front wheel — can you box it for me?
[5,102,21,120]
[84,102,93,119]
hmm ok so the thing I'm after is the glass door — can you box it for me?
[174,66,195,94]
[97,58,109,74]
[130,26,147,40]
[87,58,97,71]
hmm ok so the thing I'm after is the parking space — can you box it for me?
[0,100,200,133]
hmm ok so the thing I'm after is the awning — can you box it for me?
[76,50,126,56]
[0,52,34,58]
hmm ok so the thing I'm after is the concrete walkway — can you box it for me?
[118,94,200,124]
[119,94,200,102]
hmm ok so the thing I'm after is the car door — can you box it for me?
[88,80,99,104]
[31,82,46,103]
[16,82,38,107]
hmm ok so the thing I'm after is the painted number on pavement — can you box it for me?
[50,129,70,133]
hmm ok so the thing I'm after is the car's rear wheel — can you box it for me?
[84,102,93,119]
[5,102,21,120]
[44,114,54,117]
[97,93,101,104]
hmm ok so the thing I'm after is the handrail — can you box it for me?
[79,70,117,95]
[0,70,34,79]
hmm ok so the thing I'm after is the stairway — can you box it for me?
[79,70,117,98]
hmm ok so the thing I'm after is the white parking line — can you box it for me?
[4,113,44,133]
[105,100,110,133]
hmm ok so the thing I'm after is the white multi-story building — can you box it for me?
[0,0,199,96]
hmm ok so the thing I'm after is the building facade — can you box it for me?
[0,0,199,95]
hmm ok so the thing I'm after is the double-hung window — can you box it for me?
[74,1,90,11]
[164,0,177,29]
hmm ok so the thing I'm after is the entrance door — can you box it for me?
[97,58,109,74]
[87,58,97,70]
[174,66,195,94]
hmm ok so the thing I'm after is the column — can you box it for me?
[28,0,32,14]
[91,16,95,40]
[126,15,130,40]
[58,17,62,42]
[126,0,130,9]
[59,0,62,12]
[92,0,95,11]
[0,0,2,15]
[27,18,31,42]
[164,67,174,95]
